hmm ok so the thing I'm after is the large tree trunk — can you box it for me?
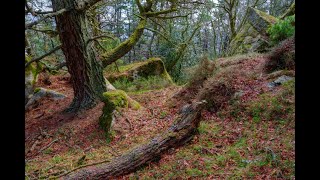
[52,0,106,112]
[63,101,206,179]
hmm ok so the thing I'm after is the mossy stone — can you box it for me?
[226,8,277,56]
[106,57,173,84]
[248,7,278,36]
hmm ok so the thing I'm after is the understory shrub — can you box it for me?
[196,78,235,112]
[188,57,217,89]
[264,36,295,73]
[267,15,295,44]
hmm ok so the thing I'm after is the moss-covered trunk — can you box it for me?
[101,18,147,67]
[52,0,106,112]
[25,36,40,105]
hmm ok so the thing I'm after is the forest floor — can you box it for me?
[25,53,295,179]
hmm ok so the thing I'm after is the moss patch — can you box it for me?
[33,87,41,94]
[99,90,140,140]
[128,98,141,110]
[99,90,129,140]
[248,7,278,36]
[226,24,263,56]
[101,90,129,109]
[106,57,173,84]
[252,8,278,24]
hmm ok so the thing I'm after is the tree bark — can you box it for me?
[63,101,206,179]
[52,0,106,112]
[50,0,177,112]
[101,18,147,67]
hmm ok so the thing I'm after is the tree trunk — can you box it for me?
[63,101,206,179]
[147,26,156,59]
[210,21,217,58]
[52,0,106,112]
[229,15,236,40]
[166,25,200,72]
[101,18,147,67]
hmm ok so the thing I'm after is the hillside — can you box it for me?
[25,50,294,179]
[25,1,295,179]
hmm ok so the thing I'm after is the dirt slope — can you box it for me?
[25,53,295,179]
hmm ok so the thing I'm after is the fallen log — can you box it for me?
[62,100,206,179]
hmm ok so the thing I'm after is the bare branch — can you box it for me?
[145,28,176,46]
[86,35,116,47]
[135,0,145,13]
[148,17,167,32]
[25,8,68,29]
[29,28,58,37]
[33,10,55,15]
[133,13,147,20]
[101,19,147,67]
[153,13,192,19]
[94,39,109,52]
[25,45,62,68]
[144,8,177,17]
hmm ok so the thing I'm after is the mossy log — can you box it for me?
[106,57,173,83]
[63,101,206,179]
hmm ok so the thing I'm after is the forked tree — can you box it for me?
[46,0,178,112]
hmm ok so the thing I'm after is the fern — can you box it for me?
[267,15,295,44]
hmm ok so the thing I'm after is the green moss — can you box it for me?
[102,19,147,62]
[161,70,173,83]
[108,58,173,93]
[129,98,141,110]
[34,87,41,94]
[247,86,295,123]
[99,90,140,139]
[100,90,129,139]
[101,90,129,108]
[26,56,42,86]
[253,8,278,24]
[186,168,204,177]
[107,57,173,84]
[118,61,146,72]
[280,2,295,19]
[227,24,259,56]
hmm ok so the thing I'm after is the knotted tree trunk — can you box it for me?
[51,0,176,112]
[52,0,106,112]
